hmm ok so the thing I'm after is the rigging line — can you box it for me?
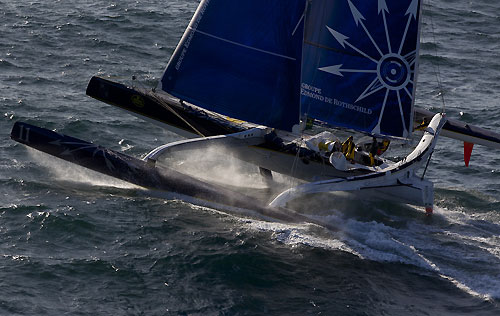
[152,94,206,137]
[421,152,433,180]
[292,12,305,36]
[288,120,310,190]
[131,69,205,138]
[427,0,446,113]
[289,1,309,190]
[289,136,304,189]
[135,77,205,137]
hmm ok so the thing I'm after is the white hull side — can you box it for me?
[269,113,447,210]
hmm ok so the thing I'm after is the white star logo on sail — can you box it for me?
[319,0,419,137]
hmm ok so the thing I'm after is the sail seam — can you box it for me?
[188,27,296,61]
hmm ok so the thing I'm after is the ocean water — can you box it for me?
[1,0,500,315]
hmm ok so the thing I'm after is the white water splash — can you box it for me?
[238,199,500,301]
[27,148,139,189]
[155,145,292,191]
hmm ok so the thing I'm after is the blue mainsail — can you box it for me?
[159,0,305,131]
[301,0,421,138]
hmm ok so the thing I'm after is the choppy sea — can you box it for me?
[1,0,500,315]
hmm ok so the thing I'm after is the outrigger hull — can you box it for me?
[9,122,309,223]
[87,76,500,166]
[86,76,373,182]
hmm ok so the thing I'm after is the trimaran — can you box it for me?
[11,0,500,218]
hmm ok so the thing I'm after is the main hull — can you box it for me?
[270,113,448,213]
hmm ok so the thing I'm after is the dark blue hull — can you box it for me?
[10,121,304,223]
